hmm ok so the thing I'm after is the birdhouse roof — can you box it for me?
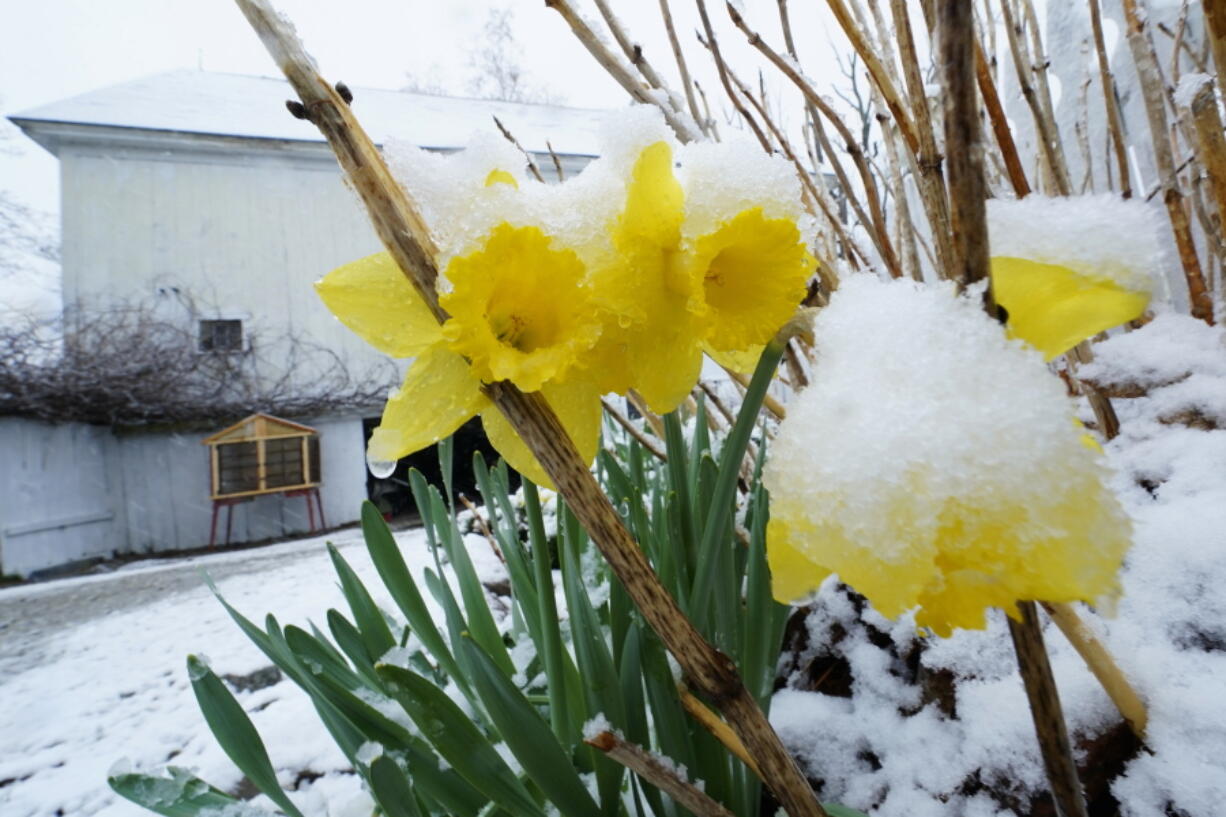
[202,413,318,445]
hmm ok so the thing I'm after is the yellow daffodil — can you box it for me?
[987,194,1157,360]
[991,257,1150,360]
[316,225,604,489]
[587,141,814,413]
[763,276,1131,637]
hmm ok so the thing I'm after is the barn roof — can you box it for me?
[9,69,607,157]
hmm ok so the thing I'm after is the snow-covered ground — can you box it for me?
[0,526,508,817]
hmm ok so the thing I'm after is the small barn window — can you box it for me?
[199,319,243,352]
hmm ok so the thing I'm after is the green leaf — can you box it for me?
[523,480,573,744]
[426,486,516,678]
[367,754,425,817]
[376,664,546,817]
[439,434,456,514]
[691,340,786,626]
[108,768,260,817]
[328,543,397,661]
[662,413,696,564]
[186,655,305,817]
[823,805,871,817]
[460,639,600,817]
[360,502,466,686]
[326,608,383,689]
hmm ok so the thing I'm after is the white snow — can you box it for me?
[987,194,1166,294]
[0,525,501,817]
[1172,72,1212,108]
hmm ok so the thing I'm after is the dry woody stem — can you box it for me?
[940,3,1085,814]
[1121,0,1215,324]
[234,2,825,814]
[1042,602,1148,740]
[587,731,737,817]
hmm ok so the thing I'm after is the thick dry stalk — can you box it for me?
[545,0,702,143]
[545,140,566,182]
[679,687,762,775]
[1020,0,1072,188]
[940,0,992,293]
[587,731,737,817]
[1121,0,1215,324]
[820,0,921,155]
[593,0,670,93]
[1206,0,1226,97]
[695,1,772,152]
[602,397,668,463]
[890,0,957,276]
[1000,0,1071,196]
[1041,602,1148,740]
[626,389,667,439]
[941,3,1085,812]
[716,55,862,287]
[235,4,825,814]
[1007,603,1091,817]
[975,40,1032,197]
[458,493,505,563]
[1187,78,1226,241]
[657,0,705,130]
[698,380,737,428]
[492,116,546,183]
[726,3,904,279]
[1088,0,1133,198]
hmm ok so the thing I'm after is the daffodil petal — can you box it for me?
[480,379,603,490]
[991,256,1150,361]
[367,345,487,463]
[615,141,684,252]
[484,169,518,188]
[316,252,442,358]
[631,330,703,415]
[705,344,764,374]
[767,518,831,604]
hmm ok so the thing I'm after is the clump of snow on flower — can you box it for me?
[382,105,816,293]
[763,274,1128,625]
[987,194,1164,294]
[678,133,814,241]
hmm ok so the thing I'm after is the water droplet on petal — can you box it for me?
[367,455,397,479]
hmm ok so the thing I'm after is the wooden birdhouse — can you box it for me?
[202,413,321,500]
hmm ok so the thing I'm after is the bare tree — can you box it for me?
[1,294,396,427]
[467,8,564,104]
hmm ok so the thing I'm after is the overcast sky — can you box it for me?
[0,1,847,216]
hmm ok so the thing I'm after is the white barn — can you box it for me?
[2,69,603,577]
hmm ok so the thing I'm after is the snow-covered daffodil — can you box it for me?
[316,227,603,489]
[763,276,1131,636]
[319,116,817,485]
[587,141,815,414]
[988,195,1158,360]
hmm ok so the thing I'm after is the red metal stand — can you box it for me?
[208,486,326,547]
